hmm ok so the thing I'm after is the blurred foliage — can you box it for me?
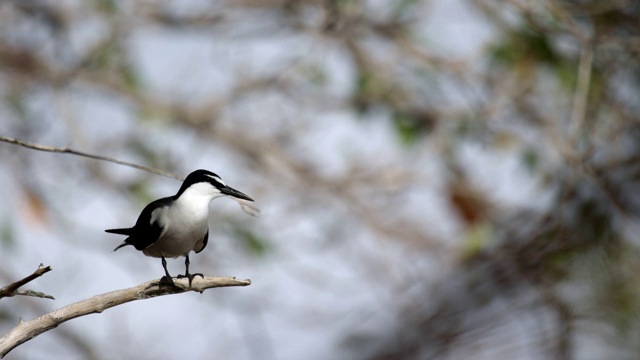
[0,219,14,250]
[126,180,156,206]
[1,0,640,359]
[232,225,271,257]
[490,27,560,67]
[393,110,435,145]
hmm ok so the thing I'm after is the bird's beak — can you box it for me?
[220,185,254,202]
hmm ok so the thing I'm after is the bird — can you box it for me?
[105,169,257,287]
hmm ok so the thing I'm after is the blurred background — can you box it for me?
[1,0,639,359]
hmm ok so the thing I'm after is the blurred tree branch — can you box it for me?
[0,136,182,180]
[0,276,251,358]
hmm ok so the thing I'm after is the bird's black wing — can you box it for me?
[194,230,209,253]
[108,196,172,251]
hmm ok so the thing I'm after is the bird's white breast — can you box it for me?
[142,185,219,258]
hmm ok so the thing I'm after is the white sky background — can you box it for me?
[0,1,578,359]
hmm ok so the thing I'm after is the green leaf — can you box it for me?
[490,27,559,67]
[393,111,433,145]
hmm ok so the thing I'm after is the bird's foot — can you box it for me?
[177,272,204,287]
[159,275,178,288]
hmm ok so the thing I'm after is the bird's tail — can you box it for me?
[106,228,135,252]
[113,240,132,252]
[105,228,134,235]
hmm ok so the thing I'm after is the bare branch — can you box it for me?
[0,135,183,180]
[0,134,259,218]
[0,276,251,358]
[0,265,52,300]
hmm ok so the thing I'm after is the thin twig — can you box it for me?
[0,135,183,180]
[0,276,251,358]
[0,265,52,300]
[569,43,593,144]
[0,134,260,216]
[10,290,55,300]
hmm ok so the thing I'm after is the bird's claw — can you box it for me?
[159,275,178,288]
[177,273,204,287]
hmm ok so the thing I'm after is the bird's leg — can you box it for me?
[177,255,203,287]
[159,256,176,287]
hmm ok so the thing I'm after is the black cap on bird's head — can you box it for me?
[175,169,254,201]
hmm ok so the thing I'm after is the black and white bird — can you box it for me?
[106,169,258,286]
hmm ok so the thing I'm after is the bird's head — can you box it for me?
[175,169,254,202]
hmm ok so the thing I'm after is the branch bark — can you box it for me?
[0,265,53,300]
[0,276,251,358]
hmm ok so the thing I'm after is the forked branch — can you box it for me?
[0,276,251,358]
[0,265,53,300]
